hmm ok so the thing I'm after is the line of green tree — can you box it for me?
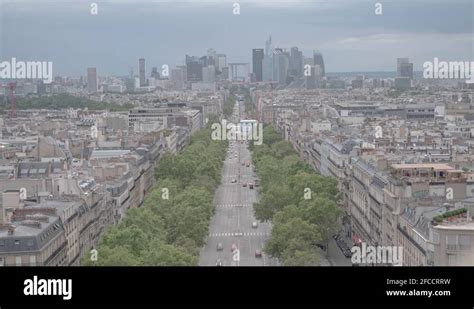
[1,94,134,113]
[250,126,343,266]
[243,92,254,114]
[82,115,227,266]
[223,94,236,118]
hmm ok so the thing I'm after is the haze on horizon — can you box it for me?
[0,0,472,76]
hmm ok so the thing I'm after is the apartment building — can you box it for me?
[431,198,474,266]
[128,107,202,134]
[261,84,474,265]
[0,192,68,266]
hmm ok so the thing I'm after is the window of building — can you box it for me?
[448,255,456,266]
[0,257,4,266]
[15,256,22,266]
[447,235,457,245]
[29,255,36,266]
[459,235,471,250]
[447,235,458,251]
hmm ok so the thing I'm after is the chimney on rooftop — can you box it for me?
[7,225,15,235]
[1,191,23,224]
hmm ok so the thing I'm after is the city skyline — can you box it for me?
[1,0,472,76]
[2,1,474,307]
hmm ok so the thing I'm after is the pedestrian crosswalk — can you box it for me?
[223,175,254,178]
[216,204,253,208]
[209,232,268,238]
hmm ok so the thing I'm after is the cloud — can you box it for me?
[1,0,471,74]
[337,37,361,44]
[1,0,354,9]
[334,34,404,46]
[328,32,473,50]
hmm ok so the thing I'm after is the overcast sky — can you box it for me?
[0,0,472,76]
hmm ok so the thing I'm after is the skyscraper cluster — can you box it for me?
[252,36,325,87]
[84,41,325,93]
[185,49,228,85]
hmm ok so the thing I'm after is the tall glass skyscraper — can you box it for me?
[273,48,289,85]
[216,54,227,72]
[139,58,146,87]
[87,67,98,93]
[263,36,273,81]
[290,47,303,77]
[313,51,325,77]
[397,58,413,79]
[185,55,205,82]
[395,58,413,90]
[397,58,409,76]
[252,48,264,82]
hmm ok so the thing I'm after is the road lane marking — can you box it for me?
[202,138,270,265]
[208,232,269,238]
[215,204,253,208]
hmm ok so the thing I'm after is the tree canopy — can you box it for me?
[82,121,227,266]
[251,125,342,265]
[4,94,134,113]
